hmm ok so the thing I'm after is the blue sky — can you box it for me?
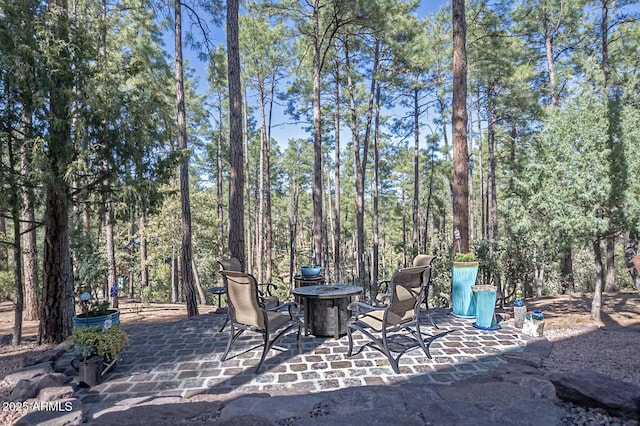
[177,0,449,144]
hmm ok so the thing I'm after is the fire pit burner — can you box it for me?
[292,284,363,339]
[316,286,340,292]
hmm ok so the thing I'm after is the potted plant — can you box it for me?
[69,324,129,387]
[73,292,121,329]
[451,252,480,318]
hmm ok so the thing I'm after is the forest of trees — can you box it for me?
[1,0,639,345]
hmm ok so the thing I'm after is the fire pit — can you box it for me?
[292,284,363,339]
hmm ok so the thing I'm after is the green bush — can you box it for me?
[453,252,476,262]
[69,325,129,362]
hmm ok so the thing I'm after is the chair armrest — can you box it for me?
[258,282,280,310]
[375,294,391,307]
[375,280,390,294]
[347,301,384,317]
[273,301,301,318]
[258,282,278,296]
[371,279,391,307]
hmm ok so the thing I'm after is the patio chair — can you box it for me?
[215,258,281,331]
[372,255,438,328]
[346,262,435,374]
[219,270,302,373]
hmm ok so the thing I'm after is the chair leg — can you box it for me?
[255,332,270,374]
[346,326,354,356]
[380,329,400,374]
[219,314,229,332]
[222,324,239,361]
[413,324,432,359]
[296,324,302,354]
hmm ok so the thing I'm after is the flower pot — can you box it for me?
[451,261,479,318]
[72,310,122,357]
[471,285,499,329]
[73,309,121,329]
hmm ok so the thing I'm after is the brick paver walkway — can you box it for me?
[64,308,526,405]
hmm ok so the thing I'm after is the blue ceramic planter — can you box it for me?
[472,285,497,328]
[73,310,121,329]
[451,262,479,318]
[72,310,121,358]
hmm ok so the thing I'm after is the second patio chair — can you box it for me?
[219,270,302,373]
[346,262,434,374]
[216,258,281,331]
[371,254,438,328]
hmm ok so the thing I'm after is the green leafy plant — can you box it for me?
[454,252,476,262]
[69,325,129,362]
[78,292,111,317]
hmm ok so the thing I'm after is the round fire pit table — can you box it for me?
[293,284,363,339]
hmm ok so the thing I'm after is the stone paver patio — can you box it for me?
[61,308,527,406]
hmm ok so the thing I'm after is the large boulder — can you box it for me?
[548,371,640,421]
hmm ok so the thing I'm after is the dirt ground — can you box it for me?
[524,291,640,329]
[0,299,217,350]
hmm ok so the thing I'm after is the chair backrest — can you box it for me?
[412,254,435,289]
[220,270,265,329]
[412,254,434,268]
[386,264,430,326]
[217,257,242,272]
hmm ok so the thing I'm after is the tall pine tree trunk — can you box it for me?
[412,86,420,258]
[258,80,273,283]
[311,0,323,266]
[372,80,381,285]
[20,111,39,321]
[487,90,501,297]
[560,241,575,294]
[216,96,224,259]
[39,0,75,344]
[103,160,116,303]
[591,238,604,320]
[333,61,341,281]
[139,208,149,291]
[344,41,365,279]
[242,89,252,271]
[227,0,245,265]
[605,236,616,292]
[8,136,24,346]
[452,0,470,254]
[175,0,198,316]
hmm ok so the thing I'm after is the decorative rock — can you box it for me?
[517,377,557,400]
[502,351,544,368]
[487,363,543,383]
[34,372,69,392]
[293,409,424,426]
[420,399,567,425]
[8,379,39,402]
[421,400,499,426]
[3,363,53,387]
[86,401,221,425]
[435,382,538,404]
[548,371,640,421]
[217,414,273,426]
[21,348,66,369]
[38,385,75,402]
[522,337,552,358]
[219,395,324,422]
[13,398,82,426]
